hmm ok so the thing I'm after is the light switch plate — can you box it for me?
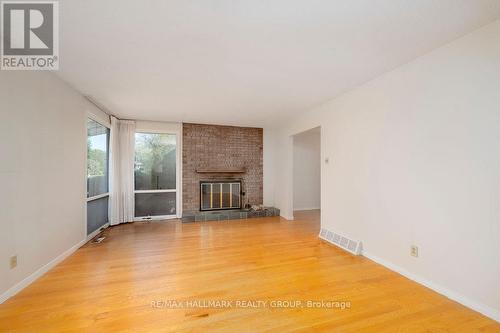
[410,245,418,258]
[10,255,17,269]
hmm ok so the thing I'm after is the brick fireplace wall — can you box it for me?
[182,123,263,213]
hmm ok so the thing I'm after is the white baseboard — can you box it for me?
[0,238,87,304]
[280,213,294,220]
[294,207,320,211]
[132,215,177,222]
[362,250,500,323]
[86,222,110,241]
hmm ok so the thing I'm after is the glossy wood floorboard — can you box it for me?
[0,210,498,332]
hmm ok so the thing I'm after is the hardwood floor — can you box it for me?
[0,211,498,332]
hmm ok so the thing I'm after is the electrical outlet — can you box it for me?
[410,245,418,258]
[10,255,17,269]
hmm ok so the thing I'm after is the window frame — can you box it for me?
[86,114,111,203]
[133,129,181,221]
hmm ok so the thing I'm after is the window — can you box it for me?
[134,133,177,217]
[86,118,110,235]
[87,119,109,197]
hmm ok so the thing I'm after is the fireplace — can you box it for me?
[200,180,242,211]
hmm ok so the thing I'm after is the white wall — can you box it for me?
[293,128,321,211]
[273,20,500,320]
[0,71,104,302]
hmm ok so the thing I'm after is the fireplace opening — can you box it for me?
[200,180,242,211]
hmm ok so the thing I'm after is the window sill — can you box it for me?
[86,193,110,202]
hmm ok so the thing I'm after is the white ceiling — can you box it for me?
[57,0,500,127]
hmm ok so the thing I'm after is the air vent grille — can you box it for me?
[333,234,341,244]
[319,228,362,255]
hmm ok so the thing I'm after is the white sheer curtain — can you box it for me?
[109,116,135,225]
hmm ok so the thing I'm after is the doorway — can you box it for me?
[292,127,321,221]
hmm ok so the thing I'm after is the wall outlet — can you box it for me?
[410,245,419,258]
[10,255,17,269]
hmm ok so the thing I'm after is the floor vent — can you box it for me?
[319,228,362,255]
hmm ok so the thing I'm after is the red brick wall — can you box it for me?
[182,123,263,212]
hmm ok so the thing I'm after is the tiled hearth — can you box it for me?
[181,207,280,223]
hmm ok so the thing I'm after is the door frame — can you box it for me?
[288,126,322,220]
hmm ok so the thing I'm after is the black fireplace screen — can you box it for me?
[200,181,241,211]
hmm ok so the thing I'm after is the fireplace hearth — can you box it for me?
[181,206,280,223]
